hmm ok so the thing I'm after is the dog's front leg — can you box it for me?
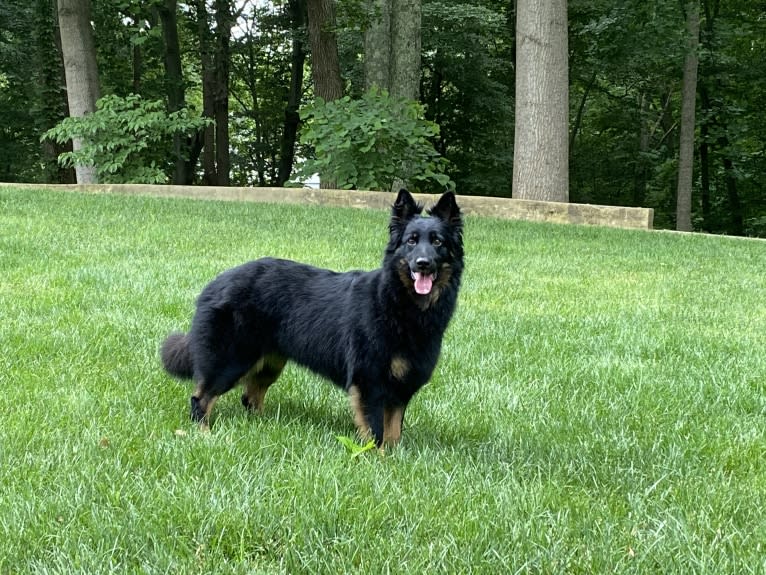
[348,384,385,447]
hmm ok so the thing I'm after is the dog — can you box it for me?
[160,189,464,447]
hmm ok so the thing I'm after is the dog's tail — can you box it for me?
[161,332,194,379]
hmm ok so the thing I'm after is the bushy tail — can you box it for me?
[161,332,194,379]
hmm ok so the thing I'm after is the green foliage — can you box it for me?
[421,0,514,197]
[43,94,210,184]
[297,88,454,192]
[335,435,377,457]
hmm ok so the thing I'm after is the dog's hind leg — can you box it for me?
[241,354,287,413]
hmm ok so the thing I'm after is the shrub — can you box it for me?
[297,88,454,192]
[43,94,210,184]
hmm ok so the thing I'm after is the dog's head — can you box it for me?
[386,189,464,302]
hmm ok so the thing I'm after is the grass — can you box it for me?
[1,186,765,574]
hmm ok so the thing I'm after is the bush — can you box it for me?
[43,94,210,184]
[297,88,454,192]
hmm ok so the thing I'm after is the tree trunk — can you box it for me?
[307,0,343,102]
[158,0,194,184]
[364,0,420,99]
[675,0,700,232]
[307,0,343,188]
[277,0,307,186]
[57,0,100,184]
[512,0,568,202]
[214,0,232,186]
[570,71,596,159]
[196,0,217,185]
[34,0,74,183]
[390,0,420,100]
[364,0,391,90]
[633,93,650,207]
[698,82,711,231]
[723,156,743,235]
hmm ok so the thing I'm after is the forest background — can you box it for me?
[0,0,764,237]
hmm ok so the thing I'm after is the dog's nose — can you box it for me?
[416,257,431,270]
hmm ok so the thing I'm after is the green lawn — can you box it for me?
[1,187,765,574]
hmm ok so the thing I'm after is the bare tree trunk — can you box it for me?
[633,93,650,207]
[214,0,232,186]
[698,82,711,231]
[158,0,194,185]
[364,0,391,90]
[676,0,700,232]
[390,0,420,100]
[277,0,307,186]
[364,0,420,99]
[363,0,420,190]
[196,0,217,185]
[57,0,100,183]
[307,0,343,102]
[307,0,343,188]
[512,0,568,202]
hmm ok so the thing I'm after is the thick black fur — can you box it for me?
[161,189,463,446]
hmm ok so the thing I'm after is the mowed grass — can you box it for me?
[1,187,765,574]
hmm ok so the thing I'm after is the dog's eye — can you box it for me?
[432,238,443,247]
[406,235,417,246]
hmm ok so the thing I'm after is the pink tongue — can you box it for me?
[413,272,434,295]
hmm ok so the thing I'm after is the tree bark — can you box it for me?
[390,0,420,100]
[364,0,391,90]
[277,0,307,186]
[57,0,100,183]
[512,0,568,201]
[214,0,232,186]
[196,0,217,185]
[307,0,343,188]
[158,0,194,184]
[698,82,711,231]
[307,0,343,102]
[364,0,420,99]
[675,0,700,232]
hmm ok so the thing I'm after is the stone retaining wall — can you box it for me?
[1,183,654,230]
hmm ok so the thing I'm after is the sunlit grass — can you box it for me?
[1,187,765,573]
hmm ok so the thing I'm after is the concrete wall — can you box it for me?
[2,183,654,230]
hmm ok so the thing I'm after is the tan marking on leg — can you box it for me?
[383,406,404,446]
[390,356,410,381]
[193,383,218,432]
[199,396,218,432]
[348,385,371,441]
[241,355,286,413]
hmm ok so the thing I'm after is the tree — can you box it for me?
[278,0,308,186]
[57,0,101,183]
[676,0,700,232]
[512,0,569,202]
[158,0,199,185]
[307,0,343,101]
[421,0,514,197]
[365,0,421,99]
[194,0,235,186]
[307,0,343,188]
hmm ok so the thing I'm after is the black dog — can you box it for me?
[161,189,463,446]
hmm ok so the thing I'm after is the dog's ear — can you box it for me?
[392,189,420,220]
[428,191,462,229]
[389,189,422,237]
